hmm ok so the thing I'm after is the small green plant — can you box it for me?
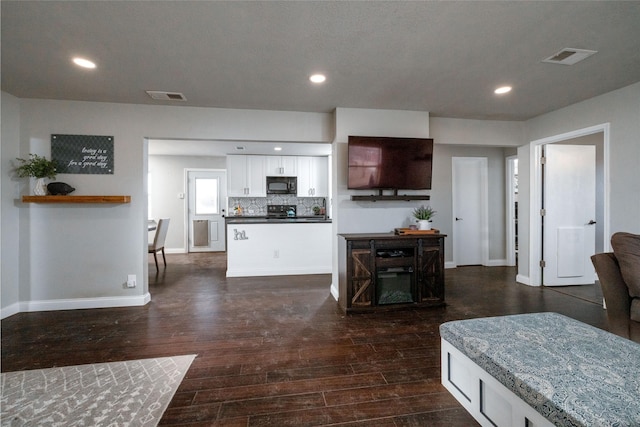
[14,154,57,179]
[412,205,436,221]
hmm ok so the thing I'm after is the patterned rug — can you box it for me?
[1,355,195,426]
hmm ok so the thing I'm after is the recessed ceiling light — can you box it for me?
[72,57,96,69]
[309,74,326,84]
[494,86,512,95]
[274,147,282,151]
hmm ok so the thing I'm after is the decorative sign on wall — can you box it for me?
[51,134,114,174]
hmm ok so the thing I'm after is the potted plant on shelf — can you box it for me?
[14,154,58,195]
[412,205,436,230]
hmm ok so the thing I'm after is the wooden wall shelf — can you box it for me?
[22,195,131,204]
[351,195,430,202]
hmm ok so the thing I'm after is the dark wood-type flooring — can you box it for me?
[2,253,608,426]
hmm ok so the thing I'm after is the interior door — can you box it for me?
[543,144,596,286]
[452,157,488,266]
[187,170,227,252]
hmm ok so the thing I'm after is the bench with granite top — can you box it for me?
[440,312,640,427]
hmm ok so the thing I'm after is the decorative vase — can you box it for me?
[417,220,431,230]
[33,178,48,196]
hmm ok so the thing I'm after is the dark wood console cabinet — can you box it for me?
[338,233,446,313]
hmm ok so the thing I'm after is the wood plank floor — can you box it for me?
[2,253,608,426]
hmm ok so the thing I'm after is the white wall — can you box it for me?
[1,92,22,316]
[430,117,524,147]
[517,82,640,283]
[1,97,331,316]
[333,108,431,233]
[148,154,227,252]
[431,145,510,263]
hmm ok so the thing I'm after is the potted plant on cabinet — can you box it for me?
[412,205,436,230]
[14,154,57,195]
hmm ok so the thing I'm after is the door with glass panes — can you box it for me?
[187,170,227,252]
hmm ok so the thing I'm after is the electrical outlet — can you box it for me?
[127,274,136,288]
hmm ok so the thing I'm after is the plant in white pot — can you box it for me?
[412,205,436,230]
[14,154,57,195]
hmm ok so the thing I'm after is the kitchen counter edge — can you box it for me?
[226,217,332,224]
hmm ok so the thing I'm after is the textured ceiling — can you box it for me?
[2,1,640,122]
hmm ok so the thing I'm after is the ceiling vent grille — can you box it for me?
[145,90,187,101]
[542,48,597,65]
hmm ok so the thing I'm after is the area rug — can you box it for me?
[1,354,196,426]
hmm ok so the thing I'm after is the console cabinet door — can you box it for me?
[417,238,445,303]
[348,247,374,308]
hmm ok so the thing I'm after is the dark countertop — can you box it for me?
[339,232,446,239]
[226,216,332,224]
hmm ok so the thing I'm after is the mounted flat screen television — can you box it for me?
[348,136,434,190]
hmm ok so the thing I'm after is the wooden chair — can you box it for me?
[149,218,170,271]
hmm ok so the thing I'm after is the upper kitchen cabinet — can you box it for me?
[297,156,329,197]
[265,156,297,176]
[227,155,266,197]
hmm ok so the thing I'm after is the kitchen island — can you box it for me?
[226,216,332,277]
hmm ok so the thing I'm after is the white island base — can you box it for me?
[226,222,332,277]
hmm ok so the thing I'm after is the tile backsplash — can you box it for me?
[228,196,327,216]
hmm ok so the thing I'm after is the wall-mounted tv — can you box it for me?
[348,136,434,190]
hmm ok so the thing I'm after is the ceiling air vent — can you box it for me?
[542,48,597,66]
[145,90,187,101]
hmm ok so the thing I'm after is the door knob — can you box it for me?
[455,217,462,221]
[588,220,596,225]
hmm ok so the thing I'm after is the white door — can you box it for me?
[187,170,227,252]
[452,157,488,266]
[543,145,596,286]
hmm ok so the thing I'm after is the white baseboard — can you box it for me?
[1,293,151,319]
[226,267,332,278]
[1,302,20,320]
[446,260,512,269]
[516,274,537,286]
[330,283,339,301]
[165,248,186,254]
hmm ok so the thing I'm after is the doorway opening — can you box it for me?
[528,124,609,287]
[452,157,489,267]
[506,156,518,266]
[187,169,227,252]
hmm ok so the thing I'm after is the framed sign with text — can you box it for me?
[51,134,114,174]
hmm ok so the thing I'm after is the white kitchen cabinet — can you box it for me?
[265,156,297,176]
[297,156,328,197]
[227,155,266,197]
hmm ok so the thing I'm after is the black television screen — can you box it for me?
[348,136,434,190]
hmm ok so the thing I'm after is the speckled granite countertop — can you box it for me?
[440,312,640,427]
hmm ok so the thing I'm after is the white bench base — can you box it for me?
[441,339,553,427]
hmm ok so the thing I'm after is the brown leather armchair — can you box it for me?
[591,232,640,343]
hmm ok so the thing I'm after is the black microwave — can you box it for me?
[266,176,297,194]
